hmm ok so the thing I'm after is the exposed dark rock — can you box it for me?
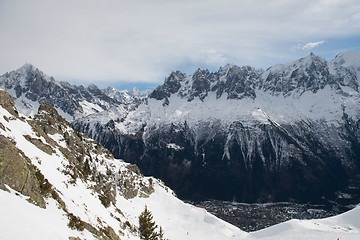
[150,71,186,100]
[0,135,46,208]
[0,90,19,117]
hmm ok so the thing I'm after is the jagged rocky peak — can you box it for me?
[16,63,44,77]
[0,64,125,119]
[261,52,337,96]
[103,86,151,105]
[150,51,355,102]
[152,65,261,102]
[189,68,211,100]
[212,64,258,100]
[17,63,35,74]
[0,63,51,98]
[168,70,187,82]
[87,83,102,95]
[150,70,187,100]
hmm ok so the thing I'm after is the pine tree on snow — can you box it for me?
[138,205,160,240]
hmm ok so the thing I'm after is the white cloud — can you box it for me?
[302,41,325,50]
[0,0,359,86]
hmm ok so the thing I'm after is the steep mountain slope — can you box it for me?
[0,64,150,121]
[0,90,247,240]
[75,50,360,204]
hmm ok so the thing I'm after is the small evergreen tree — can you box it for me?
[138,206,160,240]
[158,226,164,239]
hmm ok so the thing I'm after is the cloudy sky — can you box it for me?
[0,0,360,90]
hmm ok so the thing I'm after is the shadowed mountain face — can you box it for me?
[2,51,360,204]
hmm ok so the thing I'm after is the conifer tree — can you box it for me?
[138,205,160,240]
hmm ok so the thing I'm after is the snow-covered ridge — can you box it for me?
[150,50,360,103]
[104,86,151,104]
[89,50,360,135]
[0,89,248,240]
[0,64,151,122]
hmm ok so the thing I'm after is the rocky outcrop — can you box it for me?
[0,90,45,207]
[0,135,46,207]
[0,90,19,117]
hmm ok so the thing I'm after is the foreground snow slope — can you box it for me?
[2,179,360,240]
[0,89,247,239]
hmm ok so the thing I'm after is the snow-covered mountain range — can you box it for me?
[75,50,360,204]
[1,81,360,239]
[0,63,150,121]
[1,51,360,206]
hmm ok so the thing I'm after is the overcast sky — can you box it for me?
[0,0,360,90]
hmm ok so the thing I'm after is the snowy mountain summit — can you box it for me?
[151,51,359,102]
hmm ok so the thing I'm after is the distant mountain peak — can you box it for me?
[333,49,360,68]
[18,63,36,72]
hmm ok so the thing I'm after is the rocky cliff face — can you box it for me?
[0,90,45,207]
